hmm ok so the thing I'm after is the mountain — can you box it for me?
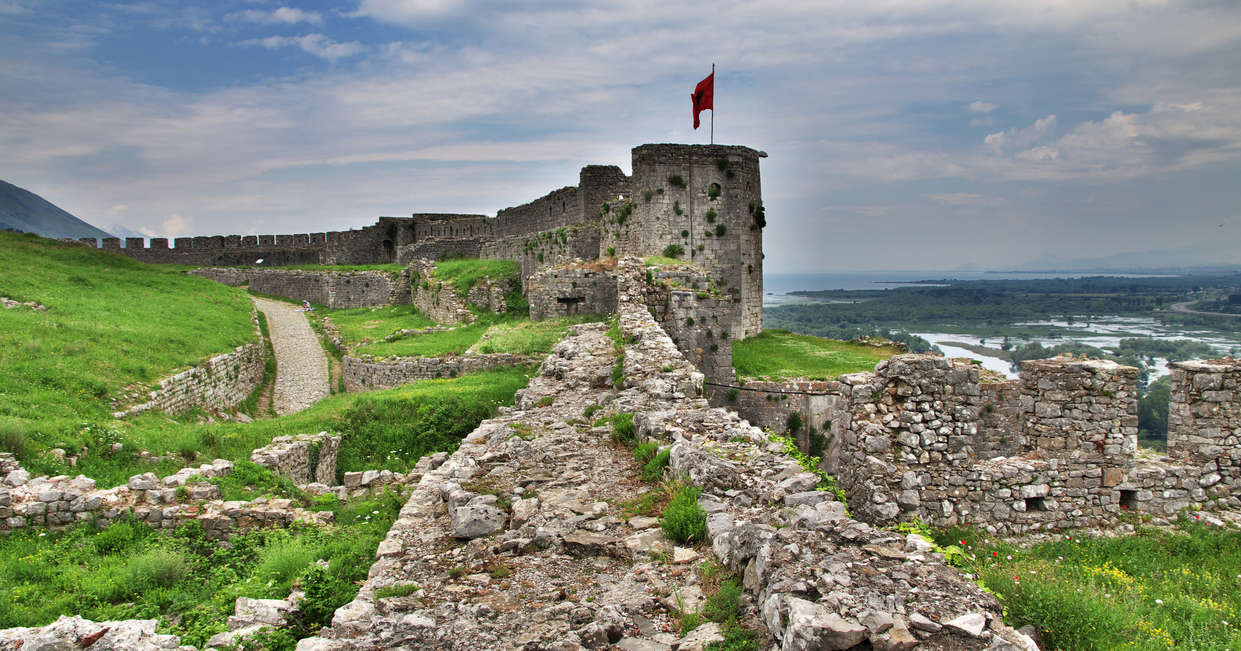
[1017,240,1241,273]
[0,180,113,240]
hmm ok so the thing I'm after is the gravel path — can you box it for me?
[252,297,329,415]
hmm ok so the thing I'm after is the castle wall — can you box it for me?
[0,459,332,538]
[491,187,582,238]
[527,265,618,320]
[397,239,483,263]
[191,268,412,308]
[829,356,1152,534]
[479,226,600,291]
[1168,358,1241,465]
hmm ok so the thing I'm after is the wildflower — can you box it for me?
[1155,599,1163,605]
[992,552,999,557]
[1006,555,1013,560]
[960,540,966,546]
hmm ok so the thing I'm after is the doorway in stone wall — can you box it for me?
[382,239,395,262]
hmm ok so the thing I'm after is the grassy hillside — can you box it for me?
[0,232,255,472]
[732,329,901,381]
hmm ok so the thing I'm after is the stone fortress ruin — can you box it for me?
[77,142,1241,536]
[12,142,1240,649]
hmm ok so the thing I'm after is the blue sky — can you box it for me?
[2,0,1240,272]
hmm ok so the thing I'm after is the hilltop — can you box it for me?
[0,180,113,240]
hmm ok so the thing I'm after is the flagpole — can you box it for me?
[710,62,715,145]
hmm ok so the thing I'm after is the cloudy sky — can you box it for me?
[2,0,1240,272]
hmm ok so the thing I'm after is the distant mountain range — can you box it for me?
[0,180,113,240]
[1014,242,1241,274]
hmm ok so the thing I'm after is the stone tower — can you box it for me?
[601,144,764,338]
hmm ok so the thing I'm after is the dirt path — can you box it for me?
[252,297,329,415]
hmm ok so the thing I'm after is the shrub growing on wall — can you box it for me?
[663,244,685,259]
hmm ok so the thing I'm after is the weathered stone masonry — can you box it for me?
[114,341,265,418]
[191,267,411,309]
[724,352,1241,536]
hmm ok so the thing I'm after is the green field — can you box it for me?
[940,519,1241,650]
[319,304,436,345]
[732,329,901,381]
[430,258,520,296]
[0,232,256,473]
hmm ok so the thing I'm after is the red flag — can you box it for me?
[691,71,713,130]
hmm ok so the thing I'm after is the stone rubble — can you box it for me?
[296,260,1024,650]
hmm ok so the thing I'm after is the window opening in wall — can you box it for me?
[1025,497,1047,511]
[1119,489,1137,510]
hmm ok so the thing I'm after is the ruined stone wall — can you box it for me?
[832,356,1145,534]
[342,353,531,392]
[409,259,475,324]
[191,267,411,308]
[250,433,341,485]
[396,238,483,264]
[642,266,737,386]
[722,380,851,469]
[0,459,332,538]
[527,265,618,320]
[1168,358,1241,465]
[114,341,265,418]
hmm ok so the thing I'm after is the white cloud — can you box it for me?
[240,34,364,60]
[228,7,324,26]
[970,100,997,113]
[351,0,464,23]
[140,214,194,239]
[985,114,1057,154]
[927,192,989,205]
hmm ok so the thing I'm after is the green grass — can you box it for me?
[54,366,530,488]
[334,366,533,474]
[318,305,435,347]
[732,329,901,381]
[0,232,255,470]
[431,259,519,296]
[941,520,1241,649]
[356,320,492,358]
[0,490,404,648]
[468,315,602,355]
